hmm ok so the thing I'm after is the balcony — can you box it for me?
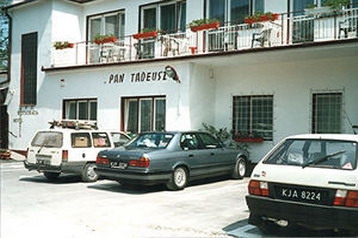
[49,7,358,68]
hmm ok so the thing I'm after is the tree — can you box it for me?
[0,0,10,71]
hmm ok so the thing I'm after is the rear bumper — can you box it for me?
[246,195,358,231]
[24,160,85,174]
[95,167,171,185]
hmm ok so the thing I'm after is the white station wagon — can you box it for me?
[25,121,130,182]
[246,134,358,236]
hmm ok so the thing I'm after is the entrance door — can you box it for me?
[0,105,9,149]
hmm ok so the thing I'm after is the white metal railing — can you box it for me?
[49,7,358,68]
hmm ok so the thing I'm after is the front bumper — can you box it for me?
[246,195,358,231]
[95,167,171,185]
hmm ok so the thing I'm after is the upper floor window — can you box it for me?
[232,95,273,140]
[63,99,97,121]
[312,92,342,133]
[88,10,125,41]
[206,0,264,25]
[140,1,186,33]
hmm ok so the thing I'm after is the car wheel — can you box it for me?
[44,171,60,180]
[81,163,99,182]
[232,157,246,179]
[166,167,188,191]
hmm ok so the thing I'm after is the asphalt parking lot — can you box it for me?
[0,160,254,238]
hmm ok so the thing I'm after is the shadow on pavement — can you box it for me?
[19,174,83,184]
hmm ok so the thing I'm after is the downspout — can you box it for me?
[4,6,12,87]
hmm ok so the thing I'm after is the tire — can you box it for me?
[232,157,246,179]
[166,167,188,191]
[44,171,60,180]
[81,163,99,182]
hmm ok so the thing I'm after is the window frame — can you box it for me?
[121,96,166,134]
[63,98,97,121]
[232,95,274,141]
[311,91,343,134]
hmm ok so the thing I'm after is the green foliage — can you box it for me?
[201,123,249,154]
[323,0,350,10]
[187,18,219,28]
[0,0,10,70]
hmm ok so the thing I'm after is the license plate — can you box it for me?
[36,159,50,165]
[111,161,127,169]
[273,184,331,205]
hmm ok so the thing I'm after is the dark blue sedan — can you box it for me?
[96,131,249,190]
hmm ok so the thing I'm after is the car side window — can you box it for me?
[71,133,91,148]
[180,134,200,150]
[198,133,222,149]
[92,132,111,147]
[111,132,130,147]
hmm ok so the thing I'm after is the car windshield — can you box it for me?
[125,132,174,149]
[31,131,63,148]
[264,139,357,170]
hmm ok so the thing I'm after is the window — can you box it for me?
[312,92,342,133]
[21,32,38,106]
[63,99,97,121]
[206,0,264,25]
[232,95,273,140]
[92,132,111,147]
[122,97,166,134]
[140,1,186,33]
[88,10,125,41]
[71,133,91,148]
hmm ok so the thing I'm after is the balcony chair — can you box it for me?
[158,34,180,56]
[338,17,358,39]
[251,26,273,48]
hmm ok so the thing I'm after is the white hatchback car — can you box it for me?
[246,134,358,236]
[25,121,130,182]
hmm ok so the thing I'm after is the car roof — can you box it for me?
[285,134,358,142]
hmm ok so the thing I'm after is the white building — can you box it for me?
[2,0,358,162]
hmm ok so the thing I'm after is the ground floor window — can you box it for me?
[312,92,342,133]
[63,99,97,121]
[122,96,166,134]
[232,95,273,140]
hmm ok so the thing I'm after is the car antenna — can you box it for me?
[344,110,357,134]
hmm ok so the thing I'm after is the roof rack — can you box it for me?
[49,120,98,130]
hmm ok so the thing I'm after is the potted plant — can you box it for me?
[244,12,279,25]
[323,0,350,11]
[0,149,11,160]
[132,28,159,40]
[93,34,117,44]
[53,41,74,50]
[188,18,220,32]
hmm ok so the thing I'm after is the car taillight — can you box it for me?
[334,189,358,208]
[248,180,269,197]
[96,156,109,165]
[62,150,68,162]
[129,157,150,168]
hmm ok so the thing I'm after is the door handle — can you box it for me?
[188,154,194,157]
[210,153,215,156]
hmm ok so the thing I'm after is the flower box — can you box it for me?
[190,22,220,32]
[94,34,117,44]
[244,13,279,25]
[132,31,158,40]
[53,41,74,50]
[235,137,264,143]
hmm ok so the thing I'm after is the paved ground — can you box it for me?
[0,160,252,238]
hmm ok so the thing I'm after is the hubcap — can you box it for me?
[174,168,186,187]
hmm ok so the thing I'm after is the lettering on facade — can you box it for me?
[107,71,168,84]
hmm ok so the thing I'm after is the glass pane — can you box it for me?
[89,101,97,120]
[254,0,264,13]
[161,4,176,33]
[179,2,187,32]
[252,96,273,139]
[78,101,88,120]
[127,100,138,134]
[154,99,166,131]
[140,99,152,132]
[293,0,314,16]
[71,133,91,148]
[143,8,157,29]
[105,14,119,36]
[68,102,76,119]
[92,132,111,147]
[233,96,250,137]
[209,0,225,23]
[313,93,342,133]
[90,18,101,40]
[231,0,249,24]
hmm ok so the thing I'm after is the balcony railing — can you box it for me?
[50,7,358,68]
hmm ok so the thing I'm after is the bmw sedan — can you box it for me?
[96,131,249,190]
